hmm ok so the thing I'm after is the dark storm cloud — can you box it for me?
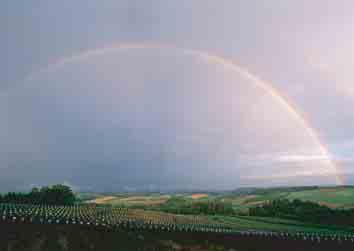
[2,1,354,191]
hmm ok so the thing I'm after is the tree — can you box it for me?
[249,198,354,227]
[0,184,76,205]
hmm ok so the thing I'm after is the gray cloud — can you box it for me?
[2,1,354,191]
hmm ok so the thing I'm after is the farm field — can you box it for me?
[87,196,116,204]
[229,187,354,210]
[212,215,354,234]
[79,186,354,211]
[286,187,354,209]
[86,194,171,206]
[2,186,354,250]
[1,203,353,237]
[1,222,354,251]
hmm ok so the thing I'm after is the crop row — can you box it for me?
[0,203,354,242]
[0,203,231,233]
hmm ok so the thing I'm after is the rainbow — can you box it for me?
[25,42,344,185]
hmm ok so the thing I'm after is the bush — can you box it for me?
[159,198,235,216]
[0,184,76,205]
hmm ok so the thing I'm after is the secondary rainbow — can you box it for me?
[25,42,344,185]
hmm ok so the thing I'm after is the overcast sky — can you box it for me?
[2,1,354,192]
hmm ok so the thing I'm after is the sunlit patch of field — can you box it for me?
[190,194,209,199]
[105,195,171,206]
[86,196,117,204]
[223,193,289,212]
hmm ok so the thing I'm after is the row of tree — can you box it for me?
[157,197,235,216]
[249,199,354,227]
[0,184,76,205]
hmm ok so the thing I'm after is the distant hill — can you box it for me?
[79,186,354,211]
[226,186,354,211]
[231,186,320,195]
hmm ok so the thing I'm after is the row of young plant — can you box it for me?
[0,203,231,233]
[1,203,353,242]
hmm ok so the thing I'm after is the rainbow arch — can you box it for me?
[25,42,343,185]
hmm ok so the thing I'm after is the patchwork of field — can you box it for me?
[221,187,354,211]
[3,186,353,243]
[80,186,354,211]
[86,194,171,206]
[1,203,353,236]
[286,188,354,209]
[110,195,171,206]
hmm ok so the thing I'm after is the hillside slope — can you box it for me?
[0,222,353,251]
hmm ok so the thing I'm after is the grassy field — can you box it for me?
[1,187,353,250]
[221,186,354,211]
[211,215,354,234]
[86,194,171,206]
[80,186,354,211]
[2,186,354,243]
[1,222,353,251]
[83,193,216,207]
[1,202,353,236]
[286,187,354,209]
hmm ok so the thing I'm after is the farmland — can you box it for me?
[1,202,354,239]
[231,186,354,210]
[2,186,354,250]
[71,186,354,235]
[0,203,230,233]
[88,195,171,206]
[1,201,354,251]
[1,222,353,251]
[79,186,354,211]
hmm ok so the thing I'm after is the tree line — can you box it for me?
[0,184,76,205]
[249,199,354,227]
[156,197,235,216]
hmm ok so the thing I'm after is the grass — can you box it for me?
[286,188,354,209]
[84,194,171,207]
[211,215,354,234]
[221,192,290,212]
[221,187,354,210]
[79,186,354,213]
[75,187,354,235]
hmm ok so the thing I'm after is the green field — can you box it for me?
[72,186,354,235]
[212,215,354,234]
[1,186,354,239]
[80,186,354,211]
[217,186,354,211]
[285,187,354,209]
[1,203,353,236]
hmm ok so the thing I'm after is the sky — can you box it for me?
[2,1,354,192]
